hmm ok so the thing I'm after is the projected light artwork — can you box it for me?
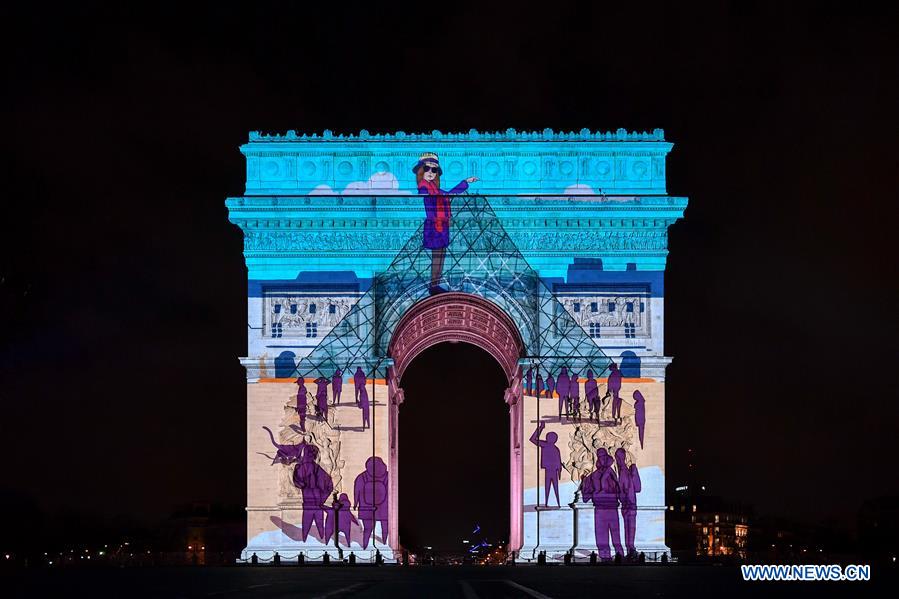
[225,128,688,563]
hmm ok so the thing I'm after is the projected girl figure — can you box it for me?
[413,152,478,295]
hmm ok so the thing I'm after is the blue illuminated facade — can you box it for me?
[226,129,687,563]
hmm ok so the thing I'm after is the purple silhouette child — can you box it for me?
[314,376,330,421]
[292,444,334,542]
[584,370,599,419]
[324,492,359,547]
[353,367,366,405]
[633,390,646,449]
[332,369,343,405]
[535,373,544,399]
[354,457,389,549]
[525,367,533,396]
[608,363,623,422]
[615,448,641,556]
[530,422,562,506]
[295,377,309,432]
[545,374,555,399]
[359,385,370,429]
[582,448,624,559]
[556,368,570,419]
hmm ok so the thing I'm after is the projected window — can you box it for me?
[589,323,601,337]
[272,322,283,338]
[306,322,318,338]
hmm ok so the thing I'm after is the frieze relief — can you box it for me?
[266,294,358,338]
[559,295,650,338]
[245,230,668,253]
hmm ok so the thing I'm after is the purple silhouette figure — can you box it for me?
[525,367,533,395]
[359,385,370,429]
[633,390,646,449]
[615,448,642,556]
[354,457,389,549]
[314,376,330,421]
[535,373,544,399]
[324,492,359,547]
[292,444,334,542]
[530,422,562,506]
[295,377,308,432]
[545,374,555,399]
[584,370,599,419]
[353,367,366,405]
[556,368,570,419]
[608,363,623,422]
[582,448,624,559]
[332,369,343,405]
[569,373,581,417]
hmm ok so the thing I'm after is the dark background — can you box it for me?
[399,343,509,550]
[2,0,896,550]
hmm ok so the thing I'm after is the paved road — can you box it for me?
[7,565,897,598]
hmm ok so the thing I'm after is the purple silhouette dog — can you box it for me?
[258,426,304,465]
[530,422,562,506]
[582,448,624,559]
[615,448,642,556]
[354,457,389,549]
[633,390,646,448]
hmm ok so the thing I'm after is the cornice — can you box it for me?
[246,128,666,143]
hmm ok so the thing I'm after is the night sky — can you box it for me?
[2,1,897,544]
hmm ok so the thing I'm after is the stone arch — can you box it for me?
[385,292,525,554]
[388,292,525,384]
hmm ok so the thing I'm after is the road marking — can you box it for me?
[503,580,554,599]
[310,582,367,599]
[246,584,271,589]
[459,580,480,599]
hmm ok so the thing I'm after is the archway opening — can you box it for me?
[397,341,509,554]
